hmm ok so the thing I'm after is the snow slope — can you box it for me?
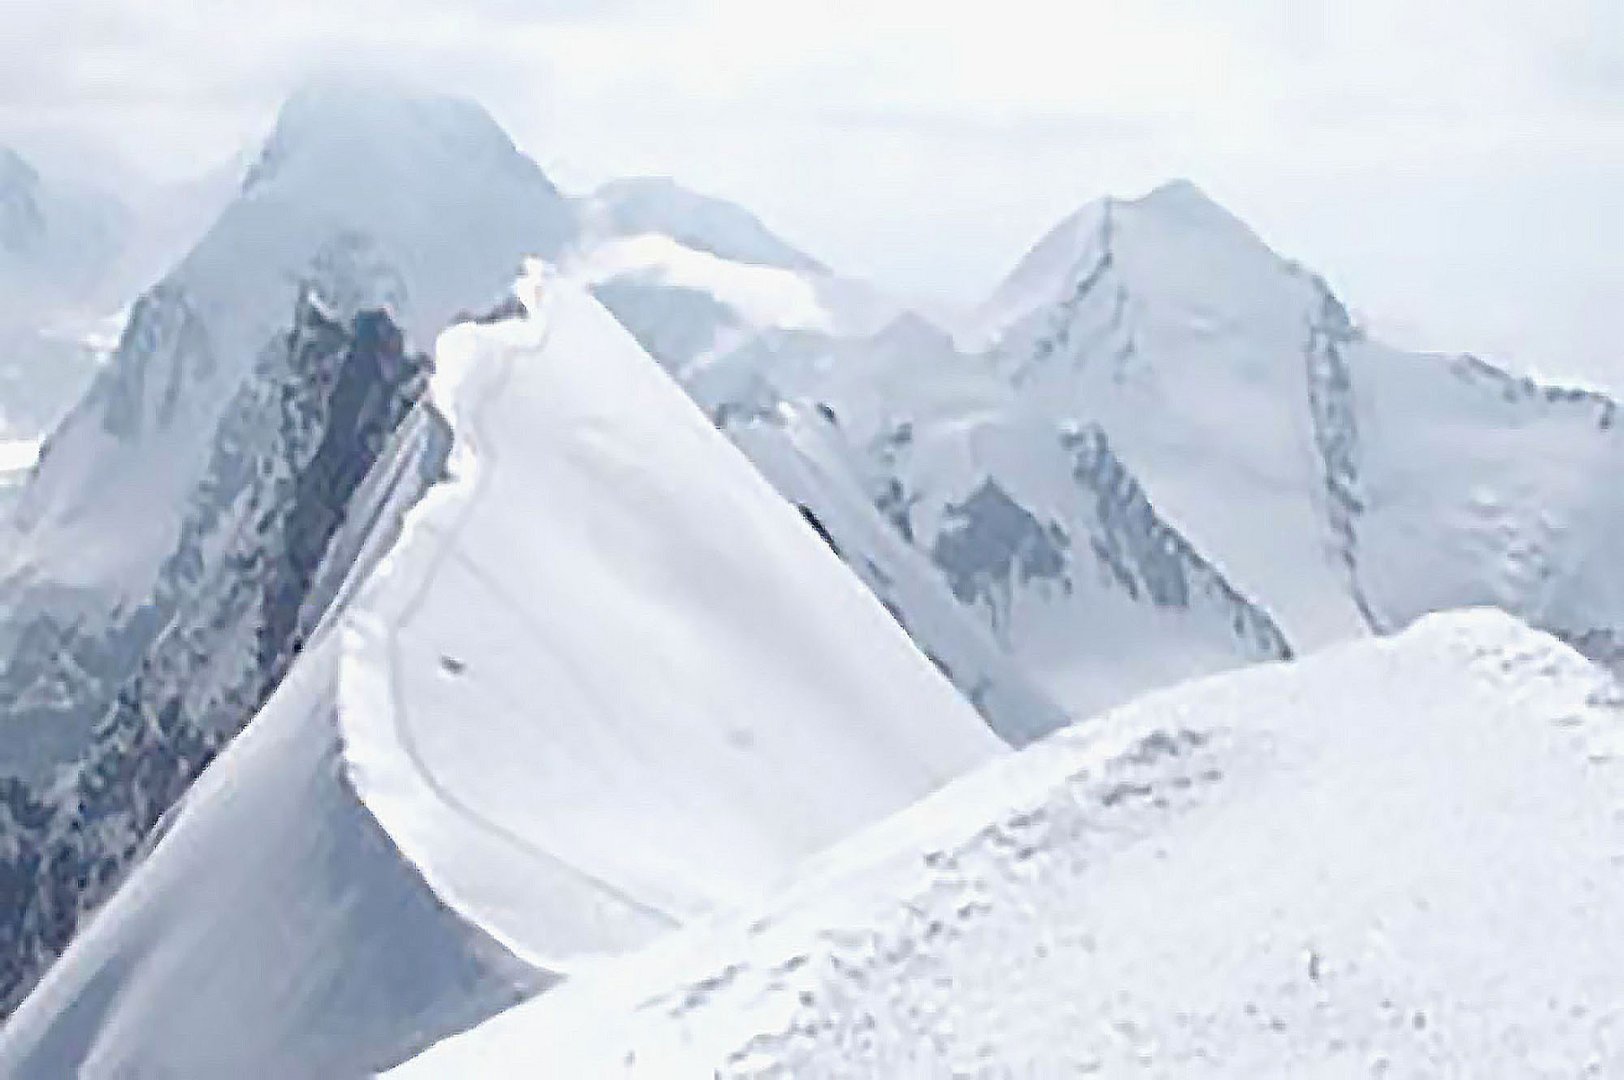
[398,608,1624,1077]
[4,79,572,603]
[0,86,582,1012]
[0,268,1001,1077]
[568,186,1291,737]
[0,80,575,783]
[700,312,1290,733]
[979,181,1371,646]
[343,266,998,959]
[0,147,131,464]
[725,403,1069,746]
[981,180,1624,671]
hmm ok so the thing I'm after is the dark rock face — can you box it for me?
[1301,278,1382,632]
[0,293,448,1016]
[1063,425,1292,660]
[797,504,839,554]
[933,479,1070,634]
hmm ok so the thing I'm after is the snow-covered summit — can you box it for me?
[977,179,1624,666]
[1132,177,1255,233]
[972,178,1269,350]
[579,177,825,274]
[0,269,1001,1077]
[8,79,574,598]
[397,608,1624,1076]
[574,176,1299,740]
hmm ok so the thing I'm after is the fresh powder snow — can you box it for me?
[396,608,1624,1077]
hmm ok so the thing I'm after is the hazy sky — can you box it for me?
[3,0,1620,382]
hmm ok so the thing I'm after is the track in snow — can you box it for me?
[380,282,681,930]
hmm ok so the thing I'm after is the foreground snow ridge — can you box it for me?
[340,263,999,968]
[0,267,998,1077]
[400,609,1624,1077]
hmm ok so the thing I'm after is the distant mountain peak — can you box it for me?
[1130,177,1218,212]
[580,176,824,274]
[244,79,552,202]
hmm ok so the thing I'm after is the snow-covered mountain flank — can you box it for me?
[0,81,577,1015]
[978,179,1624,669]
[565,182,1298,741]
[397,609,1624,1077]
[0,147,133,507]
[0,267,1000,1077]
[3,74,1624,1079]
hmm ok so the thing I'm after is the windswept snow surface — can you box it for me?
[0,80,577,789]
[398,609,1624,1077]
[344,265,998,961]
[0,269,1000,1077]
[0,633,548,1080]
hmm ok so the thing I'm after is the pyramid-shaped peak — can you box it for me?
[274,77,511,145]
[245,78,546,197]
[1136,177,1216,207]
[1124,178,1254,235]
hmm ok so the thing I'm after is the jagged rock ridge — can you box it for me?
[0,290,445,1014]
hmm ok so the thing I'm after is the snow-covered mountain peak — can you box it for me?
[0,269,1003,1076]
[981,179,1305,361]
[218,81,570,344]
[244,79,552,205]
[578,176,825,274]
[5,83,574,600]
[975,181,1279,349]
[1125,177,1247,231]
[975,172,1624,670]
[1110,183,1301,321]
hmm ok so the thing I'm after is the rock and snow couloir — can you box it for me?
[0,268,1002,1077]
[397,608,1624,1077]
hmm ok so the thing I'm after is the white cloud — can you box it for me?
[2,0,1618,379]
